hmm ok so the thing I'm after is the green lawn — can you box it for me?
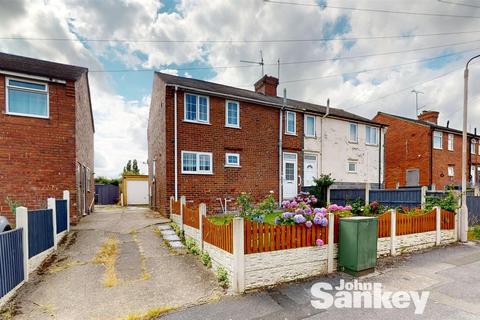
[207,211,283,225]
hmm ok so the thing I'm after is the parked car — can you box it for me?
[0,216,12,232]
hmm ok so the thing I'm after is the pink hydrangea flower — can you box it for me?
[305,221,312,228]
[316,239,324,246]
[345,205,353,211]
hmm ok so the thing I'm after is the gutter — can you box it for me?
[174,86,178,201]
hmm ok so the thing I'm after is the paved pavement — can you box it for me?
[4,206,222,320]
[162,242,480,320]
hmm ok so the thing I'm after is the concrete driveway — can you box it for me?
[4,206,221,320]
[162,242,480,320]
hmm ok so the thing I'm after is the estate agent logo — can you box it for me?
[311,279,430,315]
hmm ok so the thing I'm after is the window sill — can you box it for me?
[225,165,241,168]
[304,135,316,139]
[181,171,213,175]
[183,120,211,125]
[225,125,241,129]
[5,111,49,119]
[348,171,358,174]
[433,147,443,150]
[348,140,358,144]
[365,143,379,147]
[285,132,297,136]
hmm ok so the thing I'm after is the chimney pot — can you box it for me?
[418,110,439,125]
[254,75,279,96]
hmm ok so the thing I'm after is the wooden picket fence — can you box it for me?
[377,212,391,238]
[244,220,328,254]
[441,209,455,230]
[183,204,199,229]
[171,199,181,215]
[396,210,436,236]
[202,216,233,253]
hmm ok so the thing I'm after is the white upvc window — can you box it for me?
[225,153,240,167]
[181,151,213,174]
[365,126,379,145]
[471,140,476,154]
[448,134,454,151]
[349,123,358,143]
[285,111,296,134]
[225,100,240,128]
[448,165,454,177]
[184,93,209,124]
[348,161,357,173]
[304,115,316,137]
[6,77,49,118]
[433,131,443,149]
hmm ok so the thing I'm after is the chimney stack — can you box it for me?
[254,75,279,96]
[418,110,439,124]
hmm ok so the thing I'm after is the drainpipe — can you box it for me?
[279,88,286,204]
[319,99,330,175]
[174,86,178,201]
[378,126,382,188]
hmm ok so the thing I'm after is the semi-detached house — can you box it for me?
[0,52,95,223]
[148,73,385,215]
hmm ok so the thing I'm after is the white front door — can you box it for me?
[283,152,298,199]
[304,154,318,187]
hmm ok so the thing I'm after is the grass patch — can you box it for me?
[93,235,119,287]
[48,258,84,274]
[208,211,282,225]
[468,225,480,241]
[119,306,176,320]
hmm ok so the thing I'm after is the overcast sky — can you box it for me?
[2,0,480,178]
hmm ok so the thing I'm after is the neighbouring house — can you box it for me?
[121,175,149,206]
[373,111,480,189]
[147,73,385,215]
[0,52,95,223]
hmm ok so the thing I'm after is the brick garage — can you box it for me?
[0,53,94,224]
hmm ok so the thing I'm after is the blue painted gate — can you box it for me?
[0,229,24,299]
[28,209,54,258]
[56,199,68,234]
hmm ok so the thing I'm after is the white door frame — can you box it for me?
[283,152,298,199]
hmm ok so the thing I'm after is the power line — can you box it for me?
[89,40,480,73]
[438,0,480,8]
[4,30,480,44]
[264,0,480,19]
[279,46,480,84]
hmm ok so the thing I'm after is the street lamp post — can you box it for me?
[461,54,480,242]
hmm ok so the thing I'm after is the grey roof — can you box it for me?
[155,72,383,126]
[0,52,87,81]
[377,112,480,137]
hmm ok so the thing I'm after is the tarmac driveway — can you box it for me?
[3,206,221,320]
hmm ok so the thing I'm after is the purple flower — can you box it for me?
[311,197,318,204]
[320,217,328,227]
[338,205,345,211]
[328,204,339,212]
[313,216,322,225]
[304,208,312,216]
[313,208,321,214]
[295,208,305,215]
[316,239,324,247]
[305,221,312,228]
[293,214,306,224]
[282,212,293,219]
[291,201,298,207]
[274,217,281,225]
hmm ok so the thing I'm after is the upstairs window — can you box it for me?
[225,100,240,128]
[225,153,240,167]
[304,115,316,137]
[6,78,49,118]
[181,151,213,174]
[365,126,379,145]
[471,140,476,154]
[448,165,454,177]
[448,134,454,151]
[285,111,296,134]
[349,123,358,143]
[348,161,357,173]
[433,131,443,149]
[185,94,209,123]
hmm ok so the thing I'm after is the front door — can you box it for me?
[283,152,298,199]
[304,154,318,187]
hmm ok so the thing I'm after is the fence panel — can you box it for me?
[244,220,328,254]
[441,210,455,230]
[396,210,436,236]
[28,209,54,258]
[95,184,119,205]
[377,212,391,238]
[330,189,365,206]
[0,229,24,299]
[56,199,68,234]
[171,200,181,215]
[202,217,233,253]
[370,189,421,208]
[183,204,199,229]
[467,196,480,225]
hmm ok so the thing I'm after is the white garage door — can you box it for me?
[126,180,149,205]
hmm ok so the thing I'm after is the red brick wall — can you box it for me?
[432,133,464,188]
[148,76,303,215]
[0,74,77,222]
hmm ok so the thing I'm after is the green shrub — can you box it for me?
[5,197,23,215]
[216,267,229,288]
[424,191,459,212]
[200,251,212,268]
[237,192,254,217]
[185,237,200,255]
[309,174,335,207]
[346,198,365,215]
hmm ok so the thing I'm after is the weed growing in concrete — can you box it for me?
[216,267,229,288]
[185,237,200,255]
[93,235,119,287]
[120,306,176,320]
[200,251,212,268]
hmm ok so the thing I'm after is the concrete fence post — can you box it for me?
[326,187,331,205]
[421,186,428,210]
[232,217,245,294]
[169,196,174,216]
[63,190,70,232]
[475,186,480,197]
[454,208,459,242]
[180,196,186,231]
[199,203,206,250]
[435,206,441,246]
[327,212,334,273]
[47,198,57,250]
[16,206,29,282]
[390,209,397,256]
[365,183,370,204]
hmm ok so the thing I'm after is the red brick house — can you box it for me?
[148,72,383,215]
[373,111,480,189]
[0,52,95,223]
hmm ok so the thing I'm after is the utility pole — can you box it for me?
[411,89,424,116]
[461,54,480,242]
